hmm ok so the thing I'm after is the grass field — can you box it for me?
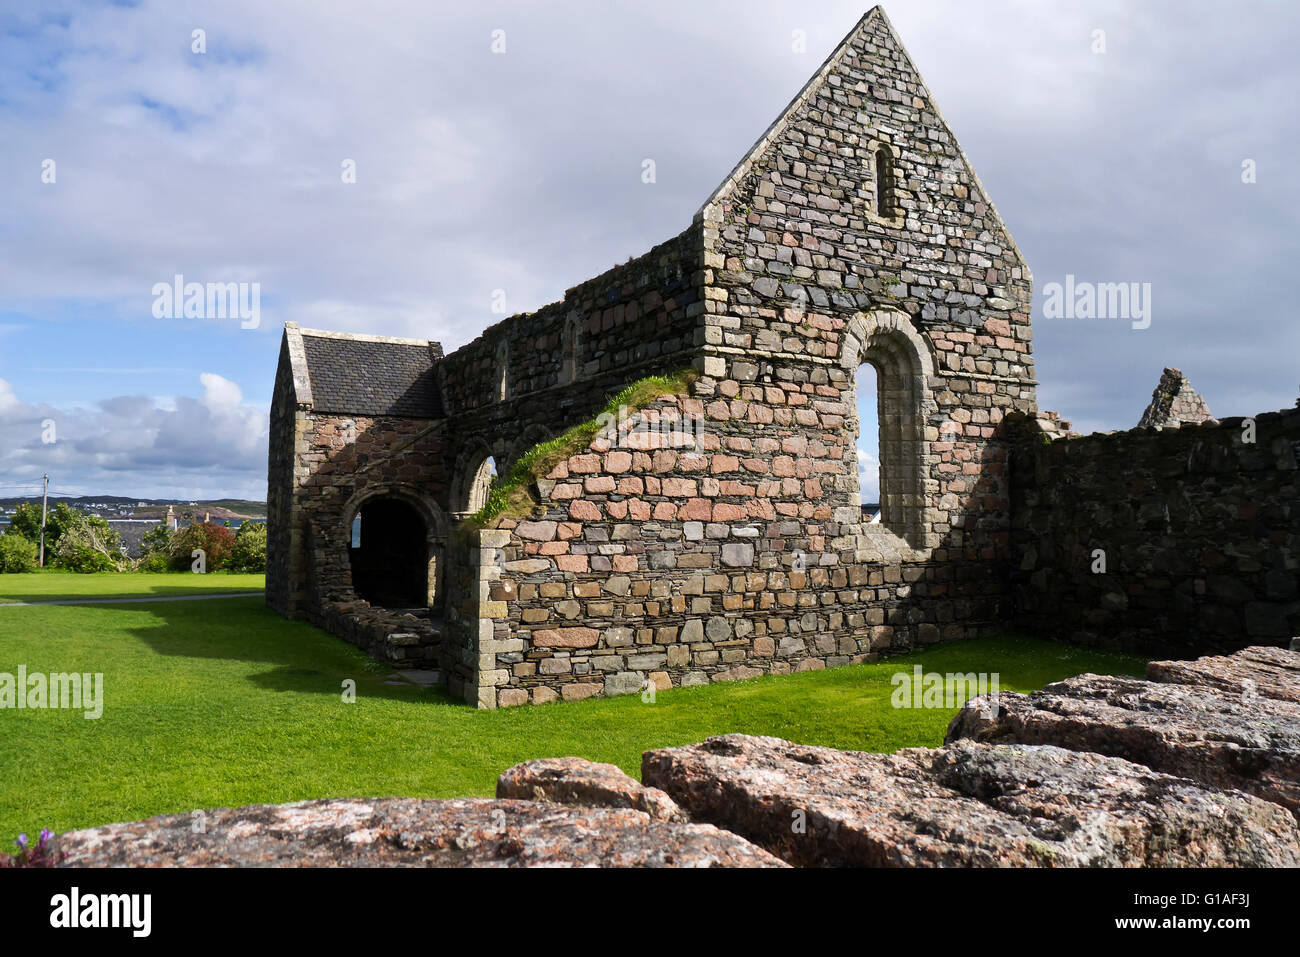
[0,588,1147,840]
[0,571,265,604]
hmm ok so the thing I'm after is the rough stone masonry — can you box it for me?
[266,7,1299,707]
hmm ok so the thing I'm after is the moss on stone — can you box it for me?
[460,369,700,533]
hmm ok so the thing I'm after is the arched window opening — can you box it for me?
[467,455,498,514]
[856,362,881,524]
[348,497,431,610]
[842,310,935,552]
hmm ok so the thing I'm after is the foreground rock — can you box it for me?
[947,674,1300,818]
[55,797,784,868]
[497,757,687,822]
[641,734,1300,867]
[1147,646,1300,704]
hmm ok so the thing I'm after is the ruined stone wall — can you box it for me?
[1010,407,1300,656]
[439,225,702,415]
[270,227,706,689]
[436,225,704,497]
[266,337,301,618]
[461,388,1011,709]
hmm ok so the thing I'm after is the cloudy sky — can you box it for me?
[1,0,1296,502]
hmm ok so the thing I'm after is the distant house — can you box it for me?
[106,520,158,559]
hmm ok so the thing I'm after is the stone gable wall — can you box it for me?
[697,12,1036,555]
[1010,407,1300,656]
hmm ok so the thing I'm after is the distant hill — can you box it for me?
[0,496,267,521]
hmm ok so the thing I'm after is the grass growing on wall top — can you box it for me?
[463,369,699,531]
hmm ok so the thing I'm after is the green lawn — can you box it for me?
[0,571,265,604]
[0,592,1147,840]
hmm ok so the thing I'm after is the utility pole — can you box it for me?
[38,473,49,568]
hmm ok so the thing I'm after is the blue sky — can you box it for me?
[1,0,1296,501]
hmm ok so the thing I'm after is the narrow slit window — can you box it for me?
[495,340,509,401]
[874,147,894,220]
[562,315,580,383]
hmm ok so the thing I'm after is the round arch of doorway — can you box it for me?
[449,439,512,519]
[341,484,449,611]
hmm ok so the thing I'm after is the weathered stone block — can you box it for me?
[604,672,645,697]
[643,735,1300,867]
[533,627,600,649]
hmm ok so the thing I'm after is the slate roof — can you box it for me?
[300,333,444,418]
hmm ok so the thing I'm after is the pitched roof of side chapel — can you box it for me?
[284,323,444,418]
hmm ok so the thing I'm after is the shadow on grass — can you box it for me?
[122,599,1149,712]
[124,596,457,705]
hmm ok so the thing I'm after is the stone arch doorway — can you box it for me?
[344,488,447,611]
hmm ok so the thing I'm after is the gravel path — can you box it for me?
[0,592,264,608]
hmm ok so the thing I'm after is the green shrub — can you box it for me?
[137,550,171,573]
[228,522,267,573]
[51,543,116,574]
[0,534,38,573]
[141,523,172,555]
[168,522,235,572]
[50,515,124,573]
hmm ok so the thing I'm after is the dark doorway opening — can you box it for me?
[349,498,429,609]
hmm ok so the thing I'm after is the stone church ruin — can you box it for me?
[268,8,1299,708]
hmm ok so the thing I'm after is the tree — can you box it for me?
[6,502,83,555]
[141,523,172,555]
[228,521,267,573]
[50,514,123,573]
[168,522,235,572]
[0,535,38,573]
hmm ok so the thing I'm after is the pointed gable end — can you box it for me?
[698,6,1029,284]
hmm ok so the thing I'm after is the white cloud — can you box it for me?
[0,379,20,416]
[0,375,267,500]
[856,447,880,504]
